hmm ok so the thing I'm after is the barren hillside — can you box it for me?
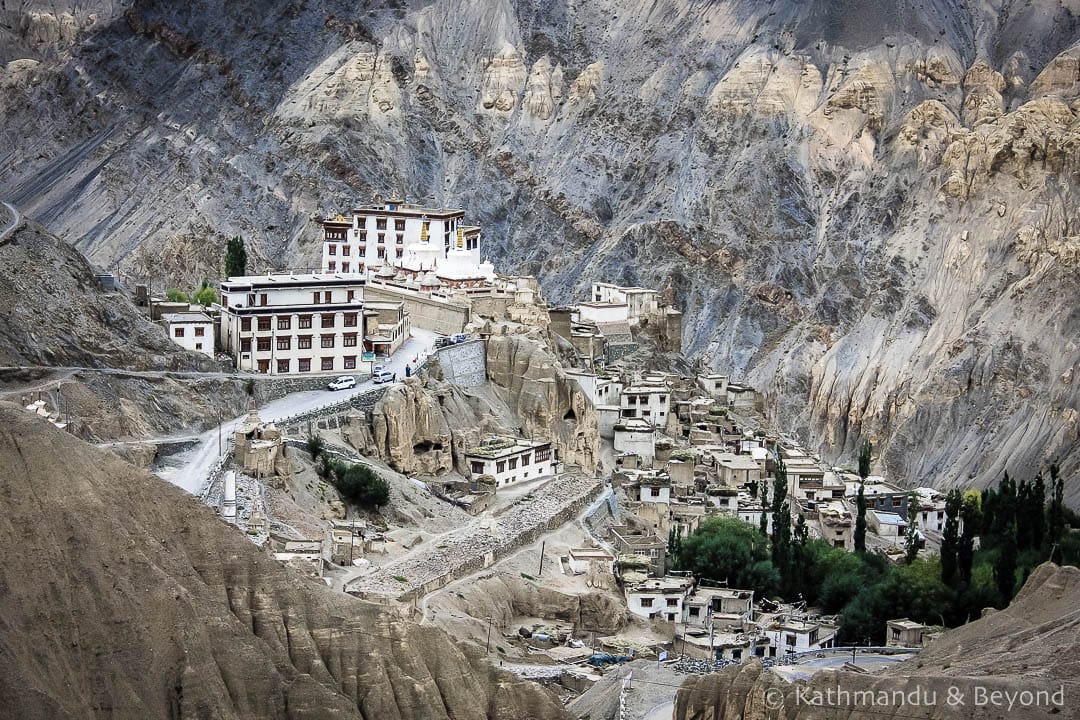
[0,0,1078,496]
[0,402,569,719]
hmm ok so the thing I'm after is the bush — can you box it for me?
[192,285,218,306]
[165,288,189,303]
[336,463,391,509]
[304,433,324,459]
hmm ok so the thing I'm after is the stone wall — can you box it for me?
[252,375,369,406]
[434,338,487,387]
[365,286,470,335]
[278,386,386,436]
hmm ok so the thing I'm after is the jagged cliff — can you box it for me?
[344,332,599,475]
[1,0,1079,497]
[0,402,569,720]
[673,562,1080,720]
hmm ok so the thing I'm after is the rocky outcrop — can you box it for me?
[674,563,1080,720]
[0,403,569,720]
[453,574,628,635]
[350,374,512,476]
[485,331,600,473]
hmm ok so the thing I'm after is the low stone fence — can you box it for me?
[198,438,235,502]
[277,387,387,436]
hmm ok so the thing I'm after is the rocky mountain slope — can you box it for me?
[1,0,1078,496]
[674,562,1080,719]
[0,402,569,720]
[0,215,215,371]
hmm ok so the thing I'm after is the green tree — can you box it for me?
[667,525,684,568]
[858,439,872,480]
[678,516,778,597]
[337,463,391,509]
[994,519,1018,604]
[770,458,792,584]
[854,481,868,553]
[958,492,982,585]
[192,281,218,306]
[1046,464,1065,560]
[758,478,769,537]
[940,489,962,585]
[1031,473,1046,552]
[304,433,325,460]
[225,235,247,278]
[904,491,921,564]
[165,288,189,303]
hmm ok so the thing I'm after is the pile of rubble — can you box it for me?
[670,655,736,675]
[348,473,602,598]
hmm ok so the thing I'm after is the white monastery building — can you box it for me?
[217,273,371,375]
[322,197,495,288]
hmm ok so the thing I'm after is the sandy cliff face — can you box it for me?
[0,403,569,720]
[673,563,1080,720]
[0,0,1078,496]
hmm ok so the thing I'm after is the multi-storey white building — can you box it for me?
[322,198,494,286]
[218,274,371,375]
[464,436,555,488]
[162,312,214,357]
[591,282,660,321]
[619,384,671,426]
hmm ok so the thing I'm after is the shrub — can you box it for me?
[304,433,324,459]
[165,288,189,303]
[336,463,391,509]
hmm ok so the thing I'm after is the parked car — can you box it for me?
[327,376,357,391]
[373,371,395,384]
[372,363,385,375]
[435,336,454,349]
[451,333,468,344]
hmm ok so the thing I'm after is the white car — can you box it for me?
[373,371,395,384]
[327,376,357,391]
[372,363,385,375]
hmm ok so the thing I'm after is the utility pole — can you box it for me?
[485,615,493,652]
[538,540,545,577]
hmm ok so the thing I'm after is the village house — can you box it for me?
[463,436,554,488]
[161,311,214,357]
[233,410,289,478]
[886,618,931,648]
[567,547,616,576]
[625,576,694,622]
[362,300,411,357]
[869,509,909,542]
[218,273,374,375]
[913,487,950,534]
[696,373,729,401]
[614,418,656,466]
[682,587,754,627]
[761,618,837,656]
[271,539,324,579]
[816,501,854,550]
[618,383,672,428]
[849,477,911,518]
[609,525,668,577]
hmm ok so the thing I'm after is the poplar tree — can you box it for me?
[940,489,962,585]
[225,235,247,278]
[854,481,867,553]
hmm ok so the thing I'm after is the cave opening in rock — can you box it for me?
[563,408,577,420]
[413,440,444,454]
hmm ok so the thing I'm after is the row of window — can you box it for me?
[240,313,359,332]
[173,326,206,338]
[241,333,359,352]
[258,356,358,373]
[624,394,668,405]
[638,597,680,608]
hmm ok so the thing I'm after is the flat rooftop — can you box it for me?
[161,312,212,323]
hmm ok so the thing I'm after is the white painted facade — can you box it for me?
[577,302,629,324]
[591,282,660,321]
[764,621,836,655]
[218,274,371,375]
[162,312,214,356]
[322,201,493,282]
[464,437,554,488]
[614,418,656,466]
[619,384,671,426]
[567,548,615,575]
[626,577,693,622]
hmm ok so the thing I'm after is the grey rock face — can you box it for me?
[0,0,1078,497]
